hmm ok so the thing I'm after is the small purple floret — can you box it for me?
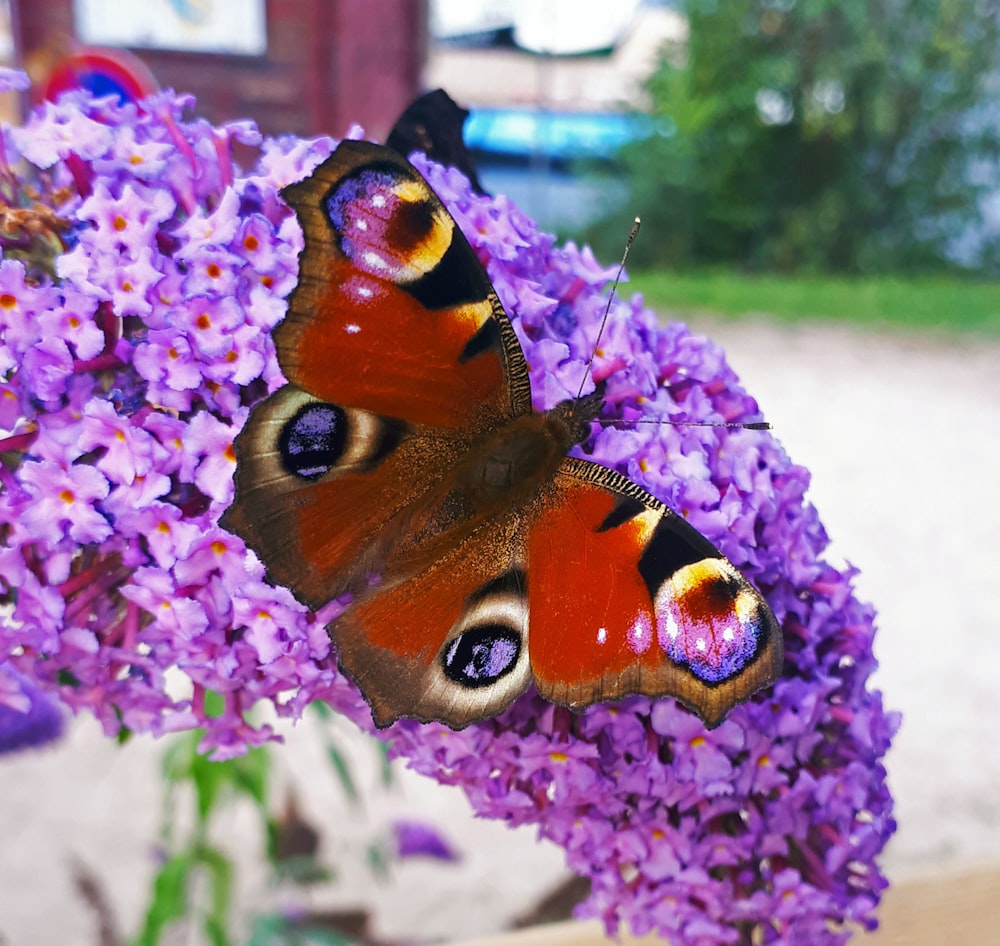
[392,818,460,862]
[0,663,65,754]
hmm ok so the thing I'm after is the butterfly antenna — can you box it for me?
[575,218,771,434]
[575,217,641,403]
[605,417,772,430]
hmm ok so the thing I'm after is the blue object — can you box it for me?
[465,108,651,161]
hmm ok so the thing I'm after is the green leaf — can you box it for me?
[131,853,194,946]
[187,844,234,946]
[203,689,226,718]
[366,839,390,880]
[194,844,234,933]
[230,745,270,806]
[309,700,333,720]
[248,914,362,946]
[162,738,271,824]
[376,739,394,789]
[324,742,360,806]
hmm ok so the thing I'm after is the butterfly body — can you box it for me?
[222,140,783,730]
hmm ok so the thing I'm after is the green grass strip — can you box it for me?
[628,269,1000,336]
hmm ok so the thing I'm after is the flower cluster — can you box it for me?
[0,82,897,944]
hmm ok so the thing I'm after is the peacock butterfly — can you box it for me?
[221,140,783,730]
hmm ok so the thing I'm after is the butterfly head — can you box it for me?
[551,383,606,449]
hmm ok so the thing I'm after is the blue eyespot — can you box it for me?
[278,402,345,480]
[443,626,520,688]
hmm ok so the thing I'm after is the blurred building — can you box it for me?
[425,2,683,233]
[1,0,681,235]
[8,0,426,139]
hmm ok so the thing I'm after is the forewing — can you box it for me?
[277,139,531,433]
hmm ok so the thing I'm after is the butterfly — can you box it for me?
[221,140,783,730]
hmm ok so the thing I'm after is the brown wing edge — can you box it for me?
[536,457,784,728]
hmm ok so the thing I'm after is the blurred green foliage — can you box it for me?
[129,702,404,946]
[617,0,1000,274]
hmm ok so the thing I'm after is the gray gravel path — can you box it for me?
[697,317,1000,871]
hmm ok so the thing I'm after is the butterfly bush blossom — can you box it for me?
[0,83,897,945]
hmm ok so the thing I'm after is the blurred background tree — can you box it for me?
[619,0,1000,274]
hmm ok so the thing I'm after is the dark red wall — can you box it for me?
[14,0,427,140]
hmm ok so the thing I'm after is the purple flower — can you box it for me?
[173,187,241,251]
[21,336,74,404]
[79,398,167,485]
[37,288,105,362]
[0,86,897,944]
[0,68,29,93]
[11,98,114,168]
[0,662,65,754]
[391,819,460,862]
[18,459,113,544]
[91,124,174,181]
[0,260,61,356]
[77,181,176,257]
[133,328,202,397]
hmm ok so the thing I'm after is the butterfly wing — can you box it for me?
[525,458,783,728]
[223,141,531,606]
[332,518,532,728]
[223,385,471,607]
[275,139,529,429]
